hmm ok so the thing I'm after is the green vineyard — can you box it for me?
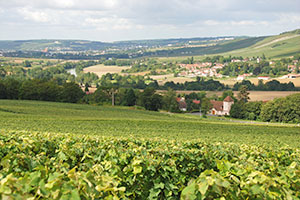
[0,100,300,199]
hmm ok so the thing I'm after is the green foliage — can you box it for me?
[162,88,180,112]
[260,93,300,123]
[230,101,246,119]
[0,131,299,199]
[238,85,250,102]
[137,87,162,111]
[60,82,85,103]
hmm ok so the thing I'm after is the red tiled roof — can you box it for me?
[223,96,234,102]
[193,100,200,104]
[210,100,223,111]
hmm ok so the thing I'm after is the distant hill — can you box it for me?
[0,29,299,59]
[0,37,244,51]
[0,40,110,51]
[222,29,300,58]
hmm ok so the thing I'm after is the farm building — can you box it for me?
[210,96,234,116]
[258,76,270,80]
[176,97,187,111]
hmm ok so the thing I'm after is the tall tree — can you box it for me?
[162,88,180,112]
[123,88,136,106]
[238,85,250,103]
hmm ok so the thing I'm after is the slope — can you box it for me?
[0,100,299,147]
[222,30,300,58]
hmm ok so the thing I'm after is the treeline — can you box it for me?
[98,74,227,91]
[0,60,100,86]
[83,87,180,112]
[163,78,226,91]
[230,93,300,123]
[0,77,181,112]
[233,80,298,91]
[0,78,84,103]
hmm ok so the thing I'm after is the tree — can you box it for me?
[200,97,212,115]
[162,88,180,112]
[230,101,246,119]
[3,78,21,99]
[245,101,262,120]
[60,82,85,103]
[238,85,250,103]
[123,88,136,106]
[84,83,89,92]
[0,81,7,99]
[260,94,300,123]
[23,60,32,68]
[138,87,162,111]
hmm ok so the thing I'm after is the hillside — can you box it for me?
[0,100,299,147]
[0,37,241,51]
[0,100,300,199]
[0,30,299,59]
[222,29,300,58]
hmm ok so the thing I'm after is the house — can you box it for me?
[258,76,270,80]
[237,75,245,81]
[176,97,187,111]
[210,96,234,116]
[288,65,298,73]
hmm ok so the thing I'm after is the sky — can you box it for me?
[0,0,299,42]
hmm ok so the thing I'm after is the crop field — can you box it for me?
[0,100,300,199]
[150,74,195,85]
[156,90,300,101]
[83,64,130,77]
[219,77,300,87]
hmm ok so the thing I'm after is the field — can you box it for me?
[83,64,130,77]
[150,74,194,85]
[0,100,300,199]
[219,77,300,87]
[222,33,300,58]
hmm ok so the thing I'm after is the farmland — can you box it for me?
[83,64,130,77]
[0,100,300,199]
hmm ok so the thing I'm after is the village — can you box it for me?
[177,58,300,81]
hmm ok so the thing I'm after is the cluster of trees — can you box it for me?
[163,77,226,91]
[0,78,84,103]
[184,92,212,114]
[84,87,178,112]
[230,86,300,123]
[233,80,298,91]
[97,74,227,91]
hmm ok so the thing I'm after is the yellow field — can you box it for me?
[157,90,300,101]
[83,64,130,77]
[220,77,300,87]
[150,74,194,85]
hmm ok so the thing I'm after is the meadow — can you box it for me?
[0,100,300,199]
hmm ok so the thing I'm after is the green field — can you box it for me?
[0,100,300,199]
[0,100,299,147]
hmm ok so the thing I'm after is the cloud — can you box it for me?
[18,7,51,23]
[0,0,299,41]
[85,16,134,30]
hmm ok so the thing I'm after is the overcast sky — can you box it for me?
[0,0,299,42]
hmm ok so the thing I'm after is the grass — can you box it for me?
[215,33,300,58]
[0,100,299,148]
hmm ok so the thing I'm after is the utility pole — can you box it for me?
[199,106,202,117]
[111,89,115,106]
